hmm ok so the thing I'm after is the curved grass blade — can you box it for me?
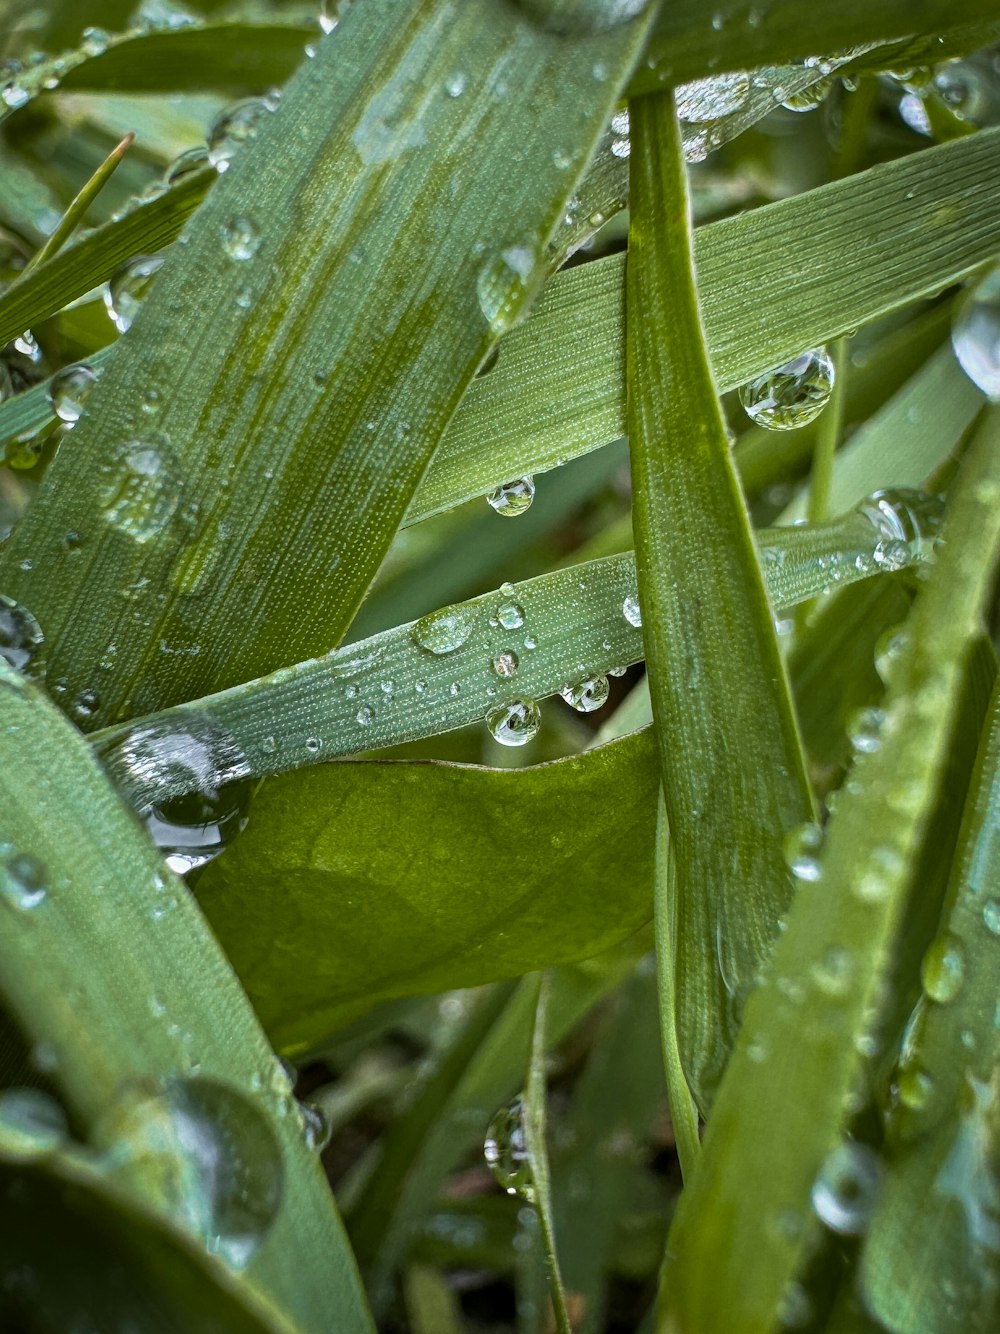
[860,671,1000,1334]
[659,405,1000,1334]
[25,130,136,273]
[0,659,373,1333]
[626,88,813,1111]
[0,0,655,729]
[195,729,660,1053]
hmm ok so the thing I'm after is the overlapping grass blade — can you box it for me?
[0,0,654,727]
[626,89,813,1111]
[0,659,372,1332]
[659,405,1000,1334]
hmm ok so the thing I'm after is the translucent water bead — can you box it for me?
[0,594,45,676]
[486,697,541,746]
[94,718,252,874]
[104,254,165,334]
[560,674,610,712]
[484,1097,534,1201]
[952,268,1000,401]
[207,95,279,172]
[739,348,835,430]
[487,476,535,517]
[811,1142,881,1236]
[675,71,750,122]
[855,488,945,570]
[48,362,96,423]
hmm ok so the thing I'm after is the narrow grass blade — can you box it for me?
[0,660,373,1332]
[626,89,813,1111]
[26,131,135,273]
[659,405,1000,1334]
[0,0,655,727]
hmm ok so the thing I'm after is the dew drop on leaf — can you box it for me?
[484,1096,535,1201]
[622,593,642,628]
[0,848,48,910]
[675,71,750,121]
[810,1142,881,1235]
[952,267,1000,401]
[0,593,45,676]
[48,362,96,423]
[560,674,609,712]
[164,144,210,184]
[412,604,477,654]
[0,1088,67,1160]
[207,96,276,171]
[477,245,542,335]
[921,931,966,1004]
[220,215,260,261]
[99,437,182,543]
[739,347,835,430]
[783,821,823,883]
[855,487,945,569]
[492,650,519,678]
[486,697,541,747]
[298,1100,332,1153]
[104,254,165,334]
[487,476,535,518]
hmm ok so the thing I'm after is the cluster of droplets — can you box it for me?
[675,70,751,122]
[484,1096,535,1201]
[94,717,252,874]
[739,347,835,431]
[952,266,1000,402]
[487,476,535,518]
[854,487,945,572]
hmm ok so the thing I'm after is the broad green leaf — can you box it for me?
[861,672,1000,1334]
[659,405,1000,1334]
[631,3,1000,90]
[0,0,654,727]
[0,1146,293,1333]
[195,730,660,1053]
[626,89,813,1111]
[0,659,372,1333]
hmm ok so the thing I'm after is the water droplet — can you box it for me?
[497,600,525,630]
[811,945,853,996]
[484,1097,534,1201]
[208,96,276,171]
[304,736,322,754]
[874,624,910,685]
[739,348,835,430]
[72,686,100,721]
[48,362,97,423]
[622,593,642,628]
[99,437,181,543]
[811,1142,881,1235]
[783,821,823,882]
[492,650,519,678]
[921,932,966,1004]
[983,900,1000,936]
[487,476,535,517]
[847,706,885,756]
[560,675,610,712]
[675,70,750,121]
[0,1089,67,1160]
[933,61,990,124]
[99,1077,283,1269]
[777,1281,813,1330]
[477,245,543,334]
[2,81,29,110]
[953,267,1000,400]
[444,71,466,98]
[165,144,210,184]
[486,697,541,747]
[412,604,477,655]
[220,216,260,261]
[95,718,251,874]
[299,1101,331,1153]
[0,594,45,676]
[781,75,837,112]
[356,705,373,726]
[0,849,47,910]
[896,1062,934,1112]
[104,254,165,334]
[856,487,945,569]
[81,26,111,55]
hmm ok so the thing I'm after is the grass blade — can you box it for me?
[626,88,813,1110]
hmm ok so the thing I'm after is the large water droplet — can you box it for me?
[952,268,1000,400]
[560,674,610,712]
[477,245,542,334]
[104,254,165,334]
[622,593,642,628]
[484,1097,535,1201]
[486,697,541,747]
[492,650,519,678]
[921,931,966,1004]
[487,476,535,517]
[0,848,47,910]
[0,594,45,676]
[0,1088,67,1160]
[220,216,260,262]
[412,604,477,655]
[99,437,182,543]
[99,1077,283,1269]
[783,821,823,883]
[675,71,750,121]
[48,362,97,423]
[207,96,276,171]
[855,487,945,568]
[811,1142,881,1235]
[497,599,525,630]
[739,348,835,430]
[165,144,210,185]
[95,718,252,874]
[781,75,837,112]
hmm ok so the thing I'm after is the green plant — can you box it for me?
[1,1,999,1330]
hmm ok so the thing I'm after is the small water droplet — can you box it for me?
[622,593,642,628]
[497,599,525,630]
[476,244,542,334]
[0,849,48,910]
[739,348,835,431]
[81,26,111,55]
[165,144,210,184]
[0,1089,67,1160]
[486,697,541,747]
[104,254,165,334]
[0,594,45,676]
[304,736,322,754]
[220,216,260,261]
[298,1101,332,1153]
[356,705,373,726]
[444,71,466,98]
[492,650,519,678]
[783,821,823,882]
[874,624,910,685]
[1,81,29,110]
[207,96,276,171]
[811,945,854,996]
[484,1096,534,1201]
[487,476,535,517]
[811,1142,881,1235]
[781,75,837,112]
[560,674,610,712]
[983,899,1000,936]
[952,268,1000,400]
[921,931,965,1004]
[847,706,886,756]
[99,437,181,543]
[48,362,97,423]
[72,687,100,721]
[412,604,477,654]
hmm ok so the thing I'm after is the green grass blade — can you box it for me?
[0,0,654,727]
[626,88,813,1111]
[659,404,1000,1334]
[861,670,1000,1334]
[0,659,373,1332]
[25,130,136,272]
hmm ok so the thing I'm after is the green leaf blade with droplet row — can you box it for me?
[0,0,655,728]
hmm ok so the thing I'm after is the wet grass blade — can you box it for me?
[626,88,813,1111]
[0,0,654,727]
[659,405,1000,1334]
[0,659,373,1332]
